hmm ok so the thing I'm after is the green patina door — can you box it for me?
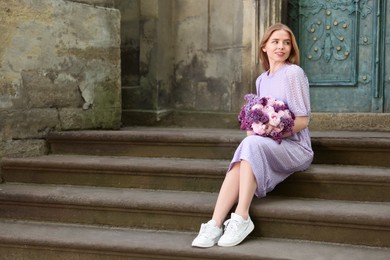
[287,0,389,112]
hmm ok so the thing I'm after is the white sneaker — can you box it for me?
[217,213,254,247]
[192,219,223,248]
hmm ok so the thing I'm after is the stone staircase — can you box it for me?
[0,127,390,259]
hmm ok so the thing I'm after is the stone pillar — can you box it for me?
[258,0,284,33]
[121,0,174,126]
[115,0,140,87]
[120,0,285,128]
[255,0,284,71]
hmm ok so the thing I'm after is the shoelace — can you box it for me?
[223,218,240,234]
[200,223,218,238]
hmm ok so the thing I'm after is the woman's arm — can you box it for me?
[284,116,309,137]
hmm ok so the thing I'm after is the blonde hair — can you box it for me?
[259,23,300,71]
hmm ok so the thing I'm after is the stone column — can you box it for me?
[254,0,284,74]
[122,0,174,126]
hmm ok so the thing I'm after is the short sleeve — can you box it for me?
[255,73,266,96]
[285,65,311,117]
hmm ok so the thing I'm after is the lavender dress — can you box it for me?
[228,64,314,198]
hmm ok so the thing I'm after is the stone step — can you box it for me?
[2,155,389,202]
[47,127,241,160]
[1,155,228,193]
[310,131,390,167]
[0,183,389,247]
[270,164,390,202]
[1,219,389,260]
[47,127,390,167]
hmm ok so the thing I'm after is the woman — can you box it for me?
[192,23,314,248]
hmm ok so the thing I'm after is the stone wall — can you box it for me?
[0,0,121,158]
[121,0,268,127]
[119,0,287,128]
[121,0,175,125]
[172,0,286,128]
[173,0,254,124]
[116,0,140,87]
[68,0,115,7]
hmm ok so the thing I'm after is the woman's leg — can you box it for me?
[211,162,240,227]
[216,160,257,247]
[234,160,257,220]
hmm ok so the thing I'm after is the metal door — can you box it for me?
[287,0,388,112]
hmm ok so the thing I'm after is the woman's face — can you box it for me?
[262,29,292,67]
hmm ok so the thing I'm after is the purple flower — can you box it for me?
[260,97,268,106]
[238,95,295,144]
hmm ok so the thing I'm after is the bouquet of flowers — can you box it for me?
[238,94,295,144]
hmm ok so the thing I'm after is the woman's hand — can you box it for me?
[293,116,309,133]
[283,116,309,137]
[264,124,275,135]
[247,130,255,136]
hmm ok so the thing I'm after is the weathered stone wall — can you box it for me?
[121,0,175,126]
[121,0,263,127]
[0,0,121,158]
[116,0,140,87]
[67,0,115,7]
[120,0,283,128]
[172,0,255,127]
